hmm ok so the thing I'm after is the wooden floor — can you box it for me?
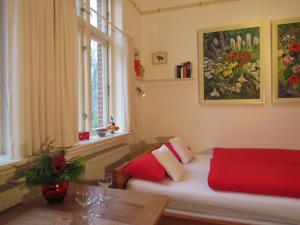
[158,214,249,225]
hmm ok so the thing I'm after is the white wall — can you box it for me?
[122,0,144,148]
[123,0,142,49]
[138,0,300,151]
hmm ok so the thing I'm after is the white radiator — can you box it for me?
[0,184,24,212]
[82,144,131,181]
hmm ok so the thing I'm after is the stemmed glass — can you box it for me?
[98,173,113,201]
[75,190,93,222]
[90,193,102,218]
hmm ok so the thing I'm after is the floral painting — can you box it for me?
[199,24,264,103]
[272,18,300,102]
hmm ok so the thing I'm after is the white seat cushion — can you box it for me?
[127,154,300,225]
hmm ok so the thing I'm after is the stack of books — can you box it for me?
[176,61,192,79]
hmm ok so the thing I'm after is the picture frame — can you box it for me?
[198,23,265,104]
[272,17,300,103]
[152,51,168,65]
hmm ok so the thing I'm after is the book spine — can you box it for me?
[180,65,183,78]
[176,65,182,78]
[182,63,187,78]
[186,61,192,78]
[176,65,179,78]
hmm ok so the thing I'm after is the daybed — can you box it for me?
[115,153,300,225]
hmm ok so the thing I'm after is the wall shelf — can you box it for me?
[135,78,194,83]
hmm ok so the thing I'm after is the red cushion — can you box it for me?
[213,147,300,165]
[208,158,300,198]
[124,152,166,181]
[164,142,181,161]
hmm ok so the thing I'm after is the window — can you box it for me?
[90,0,108,33]
[90,38,108,129]
[77,0,110,132]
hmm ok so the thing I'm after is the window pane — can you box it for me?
[91,39,106,129]
[90,0,107,33]
[77,28,84,131]
[76,0,81,17]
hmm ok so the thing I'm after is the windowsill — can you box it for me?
[0,155,28,171]
[0,155,10,165]
[0,131,135,171]
[65,131,135,158]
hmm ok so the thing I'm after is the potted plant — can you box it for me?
[19,139,86,204]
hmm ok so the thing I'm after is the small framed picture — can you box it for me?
[152,51,168,65]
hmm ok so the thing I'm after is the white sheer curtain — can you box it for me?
[111,32,136,132]
[54,0,78,147]
[122,36,136,131]
[1,0,78,159]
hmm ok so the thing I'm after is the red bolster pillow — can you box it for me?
[124,142,182,182]
[124,152,166,181]
[208,158,300,198]
[213,147,300,165]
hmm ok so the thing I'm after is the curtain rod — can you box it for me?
[130,0,240,15]
[128,0,143,14]
[81,3,134,40]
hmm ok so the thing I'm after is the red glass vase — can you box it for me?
[41,182,69,204]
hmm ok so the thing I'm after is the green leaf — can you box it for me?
[18,139,86,188]
[283,66,293,79]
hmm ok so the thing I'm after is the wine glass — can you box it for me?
[75,190,93,222]
[90,193,102,218]
[98,173,113,201]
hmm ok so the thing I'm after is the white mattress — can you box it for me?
[127,154,300,225]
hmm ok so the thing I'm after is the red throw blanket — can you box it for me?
[208,148,300,198]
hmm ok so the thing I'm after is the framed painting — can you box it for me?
[152,51,168,65]
[198,23,265,103]
[272,17,300,103]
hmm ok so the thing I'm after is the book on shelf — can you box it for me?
[186,61,191,78]
[176,65,182,78]
[175,61,192,79]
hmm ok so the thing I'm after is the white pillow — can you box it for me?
[152,144,185,182]
[169,137,194,164]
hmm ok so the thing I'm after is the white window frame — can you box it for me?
[0,1,3,155]
[77,0,110,133]
[0,36,2,155]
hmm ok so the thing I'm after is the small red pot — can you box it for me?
[41,182,69,204]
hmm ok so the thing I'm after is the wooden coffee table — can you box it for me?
[0,183,168,225]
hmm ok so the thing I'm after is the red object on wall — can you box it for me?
[134,60,142,77]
